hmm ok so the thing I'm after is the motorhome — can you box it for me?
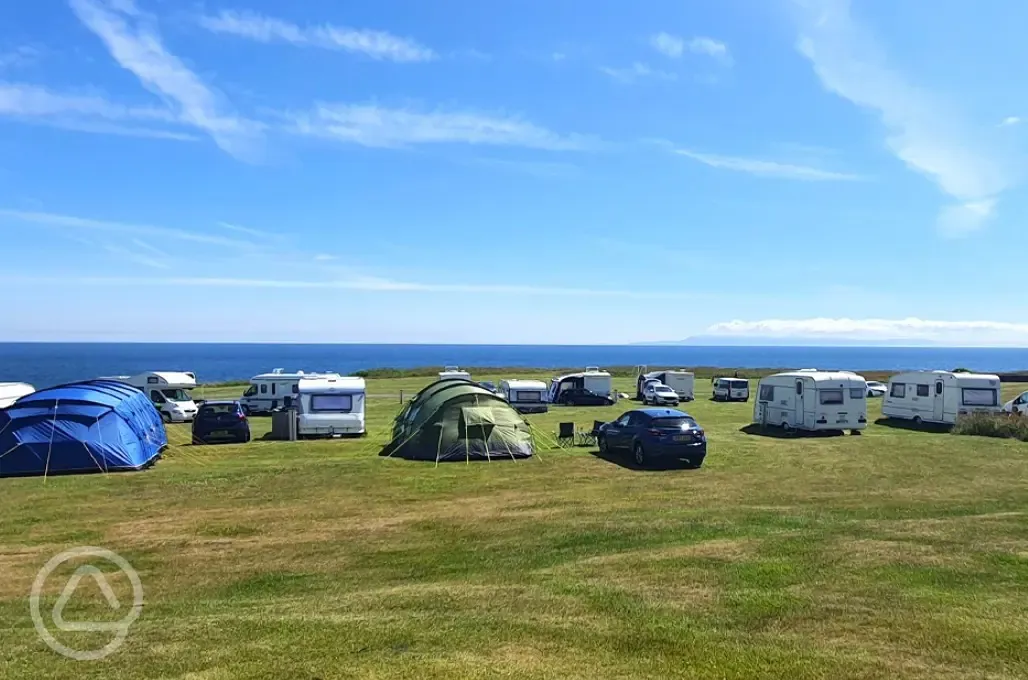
[1004,390,1028,416]
[500,379,549,414]
[882,371,1002,425]
[295,375,366,437]
[0,382,35,409]
[754,371,868,433]
[549,367,613,403]
[240,369,340,414]
[439,366,472,381]
[712,377,750,402]
[105,371,198,422]
[636,369,695,401]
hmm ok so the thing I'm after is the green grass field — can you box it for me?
[3,375,1028,679]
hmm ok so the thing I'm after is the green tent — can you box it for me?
[385,379,534,461]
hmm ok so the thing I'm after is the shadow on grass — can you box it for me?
[738,424,849,439]
[873,417,952,434]
[590,449,701,472]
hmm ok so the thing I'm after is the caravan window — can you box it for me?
[271,383,277,395]
[759,384,774,401]
[962,388,997,407]
[292,384,299,394]
[819,389,844,405]
[935,382,944,395]
[516,390,542,402]
[795,381,803,396]
[849,388,865,400]
[916,384,930,397]
[260,384,268,394]
[310,394,353,412]
[890,383,906,398]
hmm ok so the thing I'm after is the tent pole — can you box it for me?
[43,398,59,483]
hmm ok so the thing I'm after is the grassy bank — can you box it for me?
[3,375,1028,679]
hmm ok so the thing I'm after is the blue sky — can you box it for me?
[1,0,1027,345]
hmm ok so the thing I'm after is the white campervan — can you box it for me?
[712,377,750,402]
[106,371,198,422]
[1004,390,1028,416]
[500,379,549,414]
[439,366,471,381]
[295,375,366,437]
[637,370,695,401]
[0,382,35,409]
[883,371,1002,425]
[549,366,613,404]
[240,369,340,414]
[754,371,868,433]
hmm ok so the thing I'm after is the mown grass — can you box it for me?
[1,376,1028,679]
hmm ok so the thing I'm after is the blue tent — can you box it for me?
[0,380,167,478]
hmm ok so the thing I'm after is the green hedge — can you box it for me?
[952,412,1028,442]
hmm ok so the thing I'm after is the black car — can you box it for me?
[555,388,614,407]
[192,400,251,444]
[597,408,707,468]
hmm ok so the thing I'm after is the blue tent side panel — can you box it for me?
[0,379,167,478]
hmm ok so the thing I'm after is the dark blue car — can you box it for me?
[192,400,251,445]
[597,408,707,468]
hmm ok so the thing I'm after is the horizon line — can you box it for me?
[1,340,1027,349]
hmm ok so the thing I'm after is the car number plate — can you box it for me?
[673,435,691,442]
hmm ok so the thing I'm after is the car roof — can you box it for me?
[200,400,240,406]
[634,407,692,418]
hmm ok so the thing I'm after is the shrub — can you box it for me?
[953,412,1028,442]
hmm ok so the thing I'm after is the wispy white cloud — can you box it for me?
[0,45,43,70]
[551,52,567,62]
[675,149,864,181]
[650,33,731,64]
[286,103,595,150]
[792,0,1012,237]
[1000,116,1021,127]
[103,241,171,269]
[198,9,436,62]
[599,62,676,83]
[706,317,1028,345]
[69,0,262,160]
[216,220,273,239]
[0,208,256,249]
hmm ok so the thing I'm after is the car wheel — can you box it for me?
[633,442,647,467]
[239,431,251,443]
[161,412,171,424]
[192,435,204,445]
[598,435,608,454]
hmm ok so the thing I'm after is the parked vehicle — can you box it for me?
[635,369,695,401]
[500,379,549,414]
[192,401,251,444]
[478,380,501,395]
[553,387,613,407]
[439,366,471,381]
[550,367,613,404]
[754,371,868,433]
[1003,390,1028,415]
[882,371,1002,425]
[712,377,750,402]
[103,371,198,423]
[643,383,680,406]
[240,369,340,414]
[865,380,887,397]
[0,382,35,409]
[296,375,366,437]
[597,408,707,468]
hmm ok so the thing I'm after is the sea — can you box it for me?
[1,343,1027,388]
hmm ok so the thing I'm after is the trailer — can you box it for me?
[754,370,868,433]
[500,379,549,414]
[882,371,1001,425]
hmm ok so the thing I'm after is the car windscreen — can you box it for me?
[650,417,698,429]
[200,404,236,417]
[727,380,748,388]
[162,389,190,401]
[655,386,675,393]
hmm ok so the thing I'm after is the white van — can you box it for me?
[241,369,340,414]
[0,382,35,409]
[439,366,472,381]
[500,379,549,414]
[105,371,198,422]
[712,377,750,402]
[296,375,366,437]
[1004,390,1028,416]
[638,370,695,401]
[883,371,1002,425]
[754,371,868,433]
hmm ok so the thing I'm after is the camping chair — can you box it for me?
[556,422,575,448]
[576,420,603,447]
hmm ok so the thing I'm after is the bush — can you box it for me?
[952,412,1028,442]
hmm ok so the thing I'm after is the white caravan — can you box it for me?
[295,375,366,437]
[500,379,549,414]
[1004,390,1028,416]
[754,371,868,433]
[0,382,35,409]
[105,371,198,422]
[883,371,1002,425]
[712,377,750,402]
[439,366,472,381]
[240,369,340,414]
[549,366,613,402]
[637,369,695,401]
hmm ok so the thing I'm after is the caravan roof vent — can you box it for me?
[444,365,460,372]
[297,370,304,375]
[585,366,600,373]
[272,368,284,374]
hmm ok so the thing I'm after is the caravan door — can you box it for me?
[795,379,806,428]
[933,379,945,422]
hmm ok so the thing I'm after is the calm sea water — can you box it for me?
[1,343,1027,388]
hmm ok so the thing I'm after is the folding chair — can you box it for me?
[556,422,575,448]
